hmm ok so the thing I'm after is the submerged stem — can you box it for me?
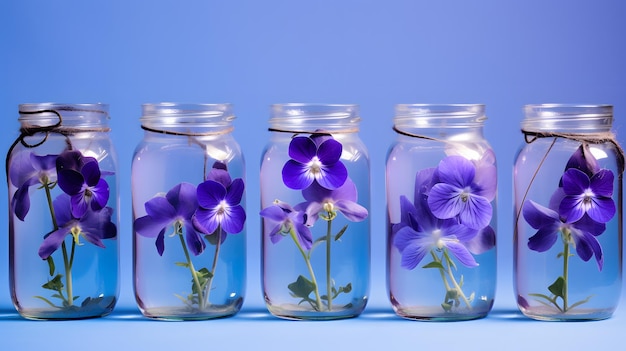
[288,227,323,311]
[45,182,74,306]
[326,215,332,311]
[442,249,472,309]
[177,224,205,311]
[204,226,222,306]
[562,231,571,312]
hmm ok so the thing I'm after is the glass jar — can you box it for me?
[132,103,246,320]
[260,103,371,320]
[514,104,622,321]
[386,104,497,321]
[7,103,119,320]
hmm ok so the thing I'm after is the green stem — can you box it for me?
[288,227,323,311]
[430,251,452,292]
[326,215,333,311]
[204,226,222,307]
[45,182,74,306]
[442,249,472,309]
[61,241,74,306]
[177,225,205,310]
[562,234,570,312]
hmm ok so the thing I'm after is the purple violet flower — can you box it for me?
[427,156,493,230]
[9,151,58,221]
[56,150,110,218]
[394,166,490,269]
[523,199,605,270]
[299,178,368,225]
[394,195,479,269]
[134,182,205,256]
[260,200,313,250]
[559,168,615,224]
[39,194,116,260]
[192,174,246,242]
[282,135,348,190]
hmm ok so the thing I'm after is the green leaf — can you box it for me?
[174,262,190,268]
[191,268,213,294]
[334,225,349,241]
[42,274,64,291]
[569,295,593,310]
[422,261,444,269]
[46,257,56,276]
[288,275,316,299]
[548,277,565,298]
[34,296,59,308]
[197,268,213,279]
[441,302,453,312]
[341,283,352,294]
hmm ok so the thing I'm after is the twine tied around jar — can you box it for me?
[391,125,445,142]
[5,107,111,179]
[268,127,360,136]
[141,125,234,137]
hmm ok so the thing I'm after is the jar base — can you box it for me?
[15,296,117,320]
[138,299,243,321]
[392,305,490,322]
[519,305,615,321]
[265,300,367,320]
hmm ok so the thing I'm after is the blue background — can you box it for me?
[1,1,625,349]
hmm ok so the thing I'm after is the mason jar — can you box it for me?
[260,103,371,320]
[7,103,119,320]
[386,104,497,321]
[514,104,622,321]
[132,103,247,320]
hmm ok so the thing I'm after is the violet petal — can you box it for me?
[282,160,313,190]
[317,161,348,190]
[167,183,198,218]
[38,227,69,260]
[334,200,368,222]
[288,136,317,164]
[185,224,206,256]
[57,169,84,195]
[225,178,245,205]
[528,226,559,252]
[446,241,479,268]
[221,205,246,234]
[437,156,475,188]
[81,160,102,187]
[197,180,227,208]
[316,139,343,165]
[457,194,492,230]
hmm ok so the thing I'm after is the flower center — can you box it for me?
[216,200,229,215]
[460,187,472,202]
[84,187,93,200]
[308,156,323,175]
[583,189,595,204]
[70,225,84,246]
[433,229,445,249]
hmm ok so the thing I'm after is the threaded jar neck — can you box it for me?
[141,103,234,135]
[392,104,486,143]
[18,103,110,129]
[522,104,613,134]
[269,103,360,133]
